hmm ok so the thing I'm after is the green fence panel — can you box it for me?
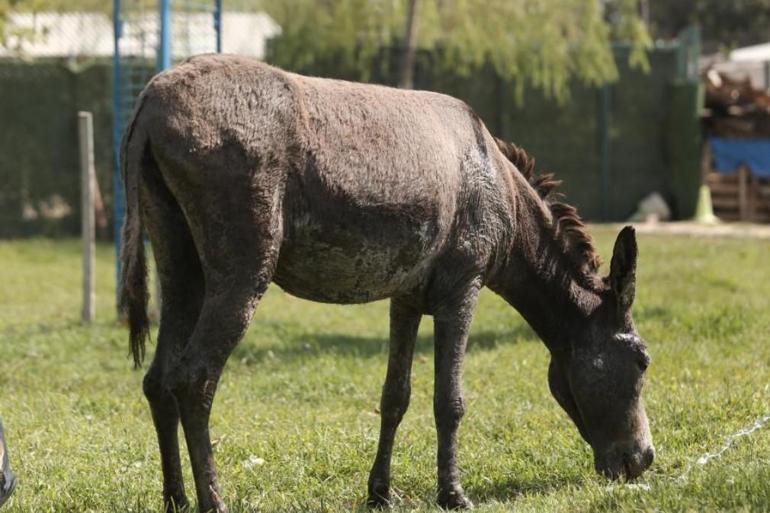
[0,40,704,237]
[0,61,113,237]
[667,81,703,219]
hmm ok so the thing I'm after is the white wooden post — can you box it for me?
[79,111,96,323]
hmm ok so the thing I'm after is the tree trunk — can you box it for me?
[398,0,419,89]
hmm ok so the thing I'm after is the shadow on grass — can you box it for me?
[468,473,585,504]
[124,475,582,513]
[233,323,537,365]
[343,474,584,512]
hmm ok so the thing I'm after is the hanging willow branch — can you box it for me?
[261,0,651,102]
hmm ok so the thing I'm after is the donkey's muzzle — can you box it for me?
[623,445,655,479]
[596,443,655,481]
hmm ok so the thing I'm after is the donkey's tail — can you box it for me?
[119,94,151,368]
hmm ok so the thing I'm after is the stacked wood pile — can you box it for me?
[703,70,770,137]
[702,70,770,222]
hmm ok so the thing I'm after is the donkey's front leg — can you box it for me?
[367,299,421,507]
[433,287,479,510]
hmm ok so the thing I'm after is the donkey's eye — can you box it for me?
[637,350,651,372]
[613,332,649,372]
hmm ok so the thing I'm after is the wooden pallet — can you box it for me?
[702,142,770,223]
[705,168,770,222]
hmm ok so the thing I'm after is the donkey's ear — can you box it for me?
[609,226,637,312]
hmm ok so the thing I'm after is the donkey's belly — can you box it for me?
[273,214,440,304]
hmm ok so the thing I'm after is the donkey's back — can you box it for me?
[135,54,509,304]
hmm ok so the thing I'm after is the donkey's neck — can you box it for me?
[488,192,601,352]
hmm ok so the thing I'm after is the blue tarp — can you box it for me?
[710,137,770,178]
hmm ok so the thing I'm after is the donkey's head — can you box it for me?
[547,226,654,480]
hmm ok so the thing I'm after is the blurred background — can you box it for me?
[0,0,768,241]
[1,5,769,511]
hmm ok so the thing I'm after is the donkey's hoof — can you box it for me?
[437,488,473,510]
[366,481,391,508]
[366,494,390,509]
[163,496,190,513]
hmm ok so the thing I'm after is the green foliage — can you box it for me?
[5,0,110,13]
[649,0,770,49]
[0,231,769,511]
[0,0,21,47]
[1,0,653,100]
[606,0,653,72]
[0,0,110,50]
[262,0,651,101]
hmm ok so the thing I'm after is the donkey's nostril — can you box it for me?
[620,448,654,480]
[643,446,655,468]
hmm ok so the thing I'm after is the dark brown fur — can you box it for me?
[494,138,601,288]
[120,98,151,368]
[120,55,653,512]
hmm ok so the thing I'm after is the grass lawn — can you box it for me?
[0,226,768,512]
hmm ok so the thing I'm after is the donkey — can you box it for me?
[120,55,654,512]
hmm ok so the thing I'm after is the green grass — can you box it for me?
[0,227,769,512]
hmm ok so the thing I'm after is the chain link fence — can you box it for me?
[0,8,278,237]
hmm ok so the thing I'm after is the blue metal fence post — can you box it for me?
[112,0,124,306]
[113,0,221,311]
[158,0,172,71]
[214,0,222,53]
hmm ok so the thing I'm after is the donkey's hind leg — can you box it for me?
[140,168,205,512]
[171,252,277,512]
[367,299,421,507]
[165,181,283,513]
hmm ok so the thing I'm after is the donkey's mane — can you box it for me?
[494,138,602,291]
